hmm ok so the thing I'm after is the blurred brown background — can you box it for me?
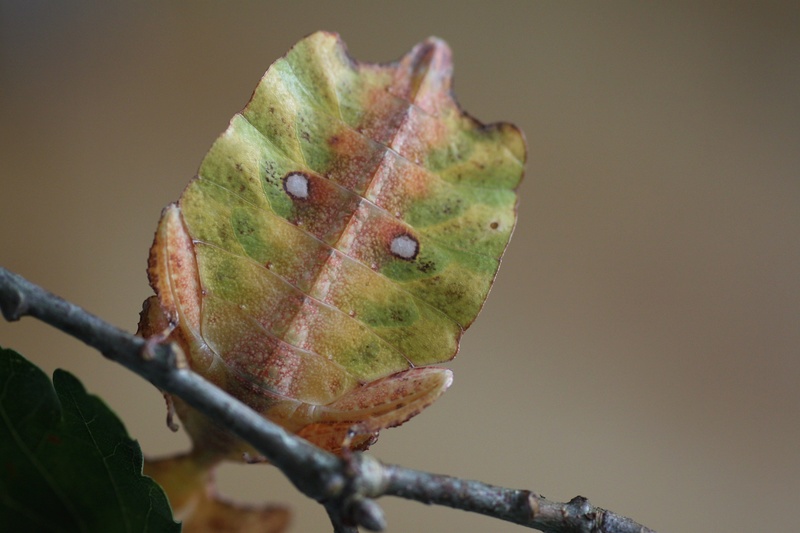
[1,2,798,531]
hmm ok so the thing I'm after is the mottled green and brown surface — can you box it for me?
[141,31,525,457]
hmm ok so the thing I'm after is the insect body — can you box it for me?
[139,31,525,458]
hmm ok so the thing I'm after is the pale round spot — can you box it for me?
[283,172,309,199]
[390,234,419,260]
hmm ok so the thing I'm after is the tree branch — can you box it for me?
[0,267,656,533]
[381,464,652,532]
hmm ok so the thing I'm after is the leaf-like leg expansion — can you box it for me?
[296,367,452,453]
[164,393,180,432]
[242,452,269,464]
[146,205,202,332]
[137,296,182,432]
[137,296,173,359]
[145,450,289,533]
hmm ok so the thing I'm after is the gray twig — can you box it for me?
[0,267,656,533]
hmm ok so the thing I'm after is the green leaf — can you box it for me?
[0,346,179,533]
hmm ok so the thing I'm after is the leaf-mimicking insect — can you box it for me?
[139,31,526,459]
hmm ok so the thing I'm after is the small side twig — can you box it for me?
[0,267,656,533]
